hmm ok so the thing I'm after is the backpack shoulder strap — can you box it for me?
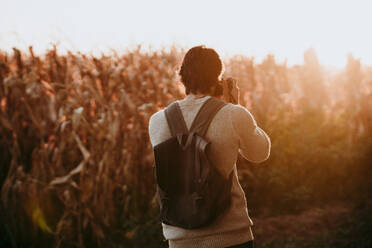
[190,97,226,137]
[164,101,188,136]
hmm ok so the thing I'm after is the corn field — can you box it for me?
[0,46,372,248]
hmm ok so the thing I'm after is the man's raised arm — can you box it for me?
[230,105,271,163]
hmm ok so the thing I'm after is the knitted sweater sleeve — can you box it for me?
[229,104,271,163]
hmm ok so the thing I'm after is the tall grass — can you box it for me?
[0,46,371,247]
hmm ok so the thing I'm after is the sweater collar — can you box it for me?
[185,94,210,101]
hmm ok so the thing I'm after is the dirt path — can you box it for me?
[251,203,371,248]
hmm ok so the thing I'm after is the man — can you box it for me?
[148,45,271,248]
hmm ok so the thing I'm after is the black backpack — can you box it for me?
[153,97,233,229]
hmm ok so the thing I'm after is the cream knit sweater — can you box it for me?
[148,94,271,248]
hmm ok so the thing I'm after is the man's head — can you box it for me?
[179,45,223,95]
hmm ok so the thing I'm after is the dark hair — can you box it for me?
[179,45,223,95]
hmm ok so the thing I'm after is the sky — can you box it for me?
[1,0,371,67]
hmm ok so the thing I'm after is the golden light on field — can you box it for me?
[1,1,372,247]
[1,0,372,67]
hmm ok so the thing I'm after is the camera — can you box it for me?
[221,77,239,104]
